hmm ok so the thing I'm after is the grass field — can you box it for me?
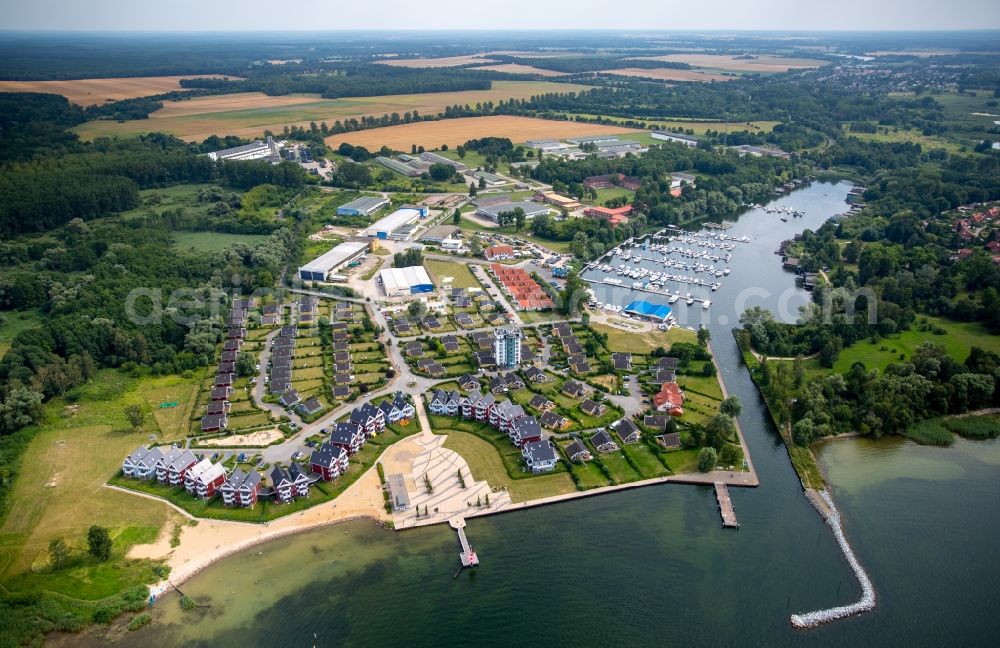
[843,125,963,154]
[0,370,204,598]
[0,74,240,106]
[172,231,270,253]
[590,321,697,353]
[74,81,594,142]
[458,216,573,254]
[424,259,482,289]
[829,315,1000,373]
[442,430,576,501]
[0,310,43,360]
[326,115,639,151]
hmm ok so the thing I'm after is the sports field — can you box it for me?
[73,80,592,141]
[326,115,640,150]
[632,54,828,73]
[0,74,240,106]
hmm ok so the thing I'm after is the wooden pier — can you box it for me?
[714,483,739,529]
[450,517,479,567]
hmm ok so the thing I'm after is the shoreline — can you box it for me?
[123,453,758,592]
[124,339,760,589]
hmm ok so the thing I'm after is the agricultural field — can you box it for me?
[326,115,640,151]
[632,54,829,73]
[475,63,567,77]
[74,81,592,141]
[600,68,734,83]
[0,74,240,106]
[375,55,498,68]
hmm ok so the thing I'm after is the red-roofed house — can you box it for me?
[584,205,633,227]
[653,382,685,415]
[485,245,515,261]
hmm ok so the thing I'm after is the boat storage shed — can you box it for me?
[624,300,673,321]
[378,266,434,296]
[364,208,422,239]
[298,241,368,282]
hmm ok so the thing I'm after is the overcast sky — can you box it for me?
[1,0,998,31]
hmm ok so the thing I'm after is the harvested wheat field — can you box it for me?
[326,115,640,150]
[0,74,240,106]
[633,54,828,73]
[476,63,567,77]
[485,50,583,58]
[601,68,733,83]
[376,54,497,68]
[73,80,592,141]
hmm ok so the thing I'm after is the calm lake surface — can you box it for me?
[101,183,1000,647]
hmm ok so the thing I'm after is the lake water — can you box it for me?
[88,183,1000,647]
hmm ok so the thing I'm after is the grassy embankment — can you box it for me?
[734,330,826,489]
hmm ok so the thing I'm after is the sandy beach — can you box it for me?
[125,465,389,593]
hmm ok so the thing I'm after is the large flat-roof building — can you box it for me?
[375,156,425,177]
[472,170,506,186]
[298,241,368,282]
[364,208,422,240]
[476,201,551,222]
[378,266,434,296]
[419,225,460,244]
[567,134,622,145]
[651,131,701,147]
[337,196,390,216]
[205,136,281,163]
[419,151,468,171]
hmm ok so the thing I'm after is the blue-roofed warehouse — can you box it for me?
[624,300,673,321]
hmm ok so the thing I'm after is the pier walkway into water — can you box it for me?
[714,483,739,528]
[450,517,479,567]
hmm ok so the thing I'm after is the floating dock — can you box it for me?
[583,277,712,305]
[714,482,739,528]
[450,517,479,567]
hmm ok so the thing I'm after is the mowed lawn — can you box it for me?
[172,231,270,253]
[424,259,482,290]
[442,430,575,502]
[74,81,593,141]
[0,370,199,597]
